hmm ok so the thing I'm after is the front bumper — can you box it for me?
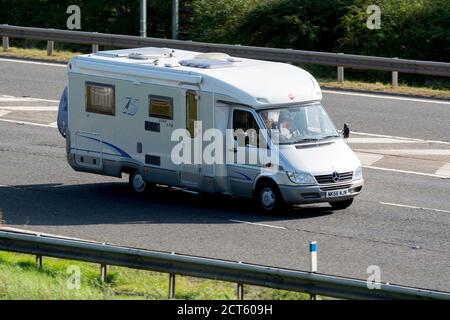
[279,179,364,204]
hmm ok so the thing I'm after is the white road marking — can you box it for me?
[0,118,57,128]
[0,106,58,111]
[0,96,59,103]
[355,152,384,166]
[0,57,67,68]
[352,131,450,145]
[364,165,449,179]
[348,138,419,144]
[0,110,11,117]
[357,149,450,156]
[380,202,450,214]
[0,227,106,243]
[229,219,287,230]
[435,163,450,178]
[323,89,450,105]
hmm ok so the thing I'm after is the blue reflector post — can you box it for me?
[310,241,317,253]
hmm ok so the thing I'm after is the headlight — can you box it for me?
[354,166,363,180]
[286,171,316,185]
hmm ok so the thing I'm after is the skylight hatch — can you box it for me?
[179,59,235,69]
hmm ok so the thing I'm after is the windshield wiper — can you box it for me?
[291,138,320,144]
[321,135,340,140]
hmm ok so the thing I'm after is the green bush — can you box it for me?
[0,0,139,35]
[337,0,450,62]
[232,0,354,51]
[188,0,263,43]
[1,0,448,63]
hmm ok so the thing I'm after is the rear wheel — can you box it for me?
[129,171,147,193]
[254,181,285,213]
[329,198,354,210]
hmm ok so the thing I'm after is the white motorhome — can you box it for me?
[58,47,363,213]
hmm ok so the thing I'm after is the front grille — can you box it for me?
[320,184,352,191]
[315,171,353,184]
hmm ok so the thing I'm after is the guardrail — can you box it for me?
[0,230,449,300]
[1,24,450,87]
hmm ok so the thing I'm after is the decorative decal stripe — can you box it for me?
[232,171,252,182]
[80,136,132,159]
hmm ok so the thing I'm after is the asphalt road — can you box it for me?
[0,58,449,292]
[0,59,66,100]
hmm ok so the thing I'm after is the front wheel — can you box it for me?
[329,198,354,210]
[254,182,284,213]
[129,171,147,193]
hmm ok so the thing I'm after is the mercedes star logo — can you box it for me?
[331,171,340,183]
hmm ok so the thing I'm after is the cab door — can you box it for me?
[227,108,267,197]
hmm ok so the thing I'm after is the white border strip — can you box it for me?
[364,165,449,179]
[0,227,106,243]
[380,202,450,214]
[0,118,57,128]
[323,89,450,105]
[229,219,287,230]
[0,96,59,103]
[0,57,67,68]
[352,131,450,145]
[0,106,58,111]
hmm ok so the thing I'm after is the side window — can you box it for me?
[149,95,173,120]
[186,91,197,138]
[86,82,115,116]
[233,110,260,147]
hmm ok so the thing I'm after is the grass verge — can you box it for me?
[0,251,310,300]
[2,46,447,100]
[0,46,81,63]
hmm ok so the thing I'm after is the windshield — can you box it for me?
[258,103,339,145]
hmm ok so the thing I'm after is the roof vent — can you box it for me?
[179,59,235,69]
[96,48,174,59]
[164,62,181,68]
[128,51,170,60]
[195,52,230,60]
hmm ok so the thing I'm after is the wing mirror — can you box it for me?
[342,123,350,139]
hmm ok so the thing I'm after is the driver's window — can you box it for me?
[233,110,260,147]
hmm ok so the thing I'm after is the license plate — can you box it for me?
[326,189,349,198]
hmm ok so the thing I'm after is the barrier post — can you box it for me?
[36,255,42,269]
[169,273,176,299]
[100,264,107,282]
[2,36,9,51]
[337,53,344,83]
[310,241,318,300]
[392,57,399,88]
[47,40,54,56]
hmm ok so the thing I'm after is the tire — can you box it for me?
[129,171,147,194]
[254,181,285,213]
[329,198,354,210]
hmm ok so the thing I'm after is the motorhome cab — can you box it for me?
[58,47,363,213]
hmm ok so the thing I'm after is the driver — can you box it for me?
[279,112,294,139]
